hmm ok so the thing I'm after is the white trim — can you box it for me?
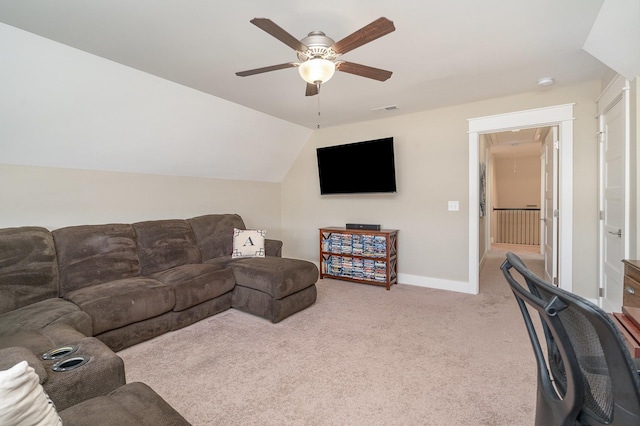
[596,74,631,114]
[468,104,575,295]
[597,75,631,311]
[315,268,471,293]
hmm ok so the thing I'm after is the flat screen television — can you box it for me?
[316,137,396,195]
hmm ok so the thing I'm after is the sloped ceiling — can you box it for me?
[0,0,611,129]
[0,23,312,182]
[583,0,640,80]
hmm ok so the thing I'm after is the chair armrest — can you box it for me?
[265,239,283,257]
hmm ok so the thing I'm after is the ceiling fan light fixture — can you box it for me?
[298,58,336,85]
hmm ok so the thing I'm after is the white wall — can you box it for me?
[632,77,640,259]
[0,164,283,238]
[281,81,601,297]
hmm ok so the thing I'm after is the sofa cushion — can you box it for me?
[187,214,245,261]
[0,298,92,338]
[202,256,237,269]
[150,265,235,311]
[230,257,319,299]
[65,278,175,335]
[0,227,58,315]
[53,224,141,296]
[132,220,201,276]
[58,382,191,426]
[0,347,48,384]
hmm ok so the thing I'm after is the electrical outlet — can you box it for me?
[448,201,460,211]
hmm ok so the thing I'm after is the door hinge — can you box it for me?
[598,287,604,298]
[553,209,559,218]
[553,277,558,285]
[599,210,604,220]
[597,131,605,143]
[553,140,560,150]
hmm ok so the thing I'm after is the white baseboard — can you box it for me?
[398,273,476,294]
[314,261,476,295]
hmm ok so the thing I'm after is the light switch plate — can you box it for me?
[448,201,460,211]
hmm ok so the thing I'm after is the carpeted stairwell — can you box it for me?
[119,250,542,425]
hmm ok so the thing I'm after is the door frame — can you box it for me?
[468,104,575,294]
[597,75,631,311]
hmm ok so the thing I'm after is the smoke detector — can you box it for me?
[537,77,554,87]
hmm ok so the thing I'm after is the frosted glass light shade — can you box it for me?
[298,59,336,84]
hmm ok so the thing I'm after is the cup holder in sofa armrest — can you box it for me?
[42,345,79,360]
[51,355,89,372]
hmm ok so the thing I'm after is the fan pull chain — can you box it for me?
[316,82,322,129]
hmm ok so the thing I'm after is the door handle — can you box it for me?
[625,286,635,295]
[608,229,622,237]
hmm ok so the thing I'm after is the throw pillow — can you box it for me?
[0,361,61,425]
[232,228,266,258]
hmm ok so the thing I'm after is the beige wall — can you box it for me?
[0,80,604,298]
[0,164,283,238]
[281,80,601,297]
[493,155,541,208]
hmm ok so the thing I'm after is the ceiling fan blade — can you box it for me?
[236,62,297,77]
[331,17,395,55]
[336,62,392,81]
[305,83,318,97]
[250,18,308,52]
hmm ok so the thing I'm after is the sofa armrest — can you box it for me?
[0,347,47,384]
[265,239,283,257]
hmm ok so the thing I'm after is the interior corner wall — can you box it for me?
[0,164,283,237]
[281,81,601,296]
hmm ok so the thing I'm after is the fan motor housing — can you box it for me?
[298,31,336,61]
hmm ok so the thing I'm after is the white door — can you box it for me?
[542,127,558,284]
[599,93,626,313]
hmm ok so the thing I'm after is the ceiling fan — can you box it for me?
[236,17,395,96]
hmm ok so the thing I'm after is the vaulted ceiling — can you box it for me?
[0,0,611,129]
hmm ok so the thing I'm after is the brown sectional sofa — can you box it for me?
[0,213,319,424]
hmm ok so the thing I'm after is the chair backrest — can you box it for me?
[501,252,640,426]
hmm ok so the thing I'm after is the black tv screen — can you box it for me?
[316,137,397,195]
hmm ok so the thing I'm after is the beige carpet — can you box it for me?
[119,251,542,425]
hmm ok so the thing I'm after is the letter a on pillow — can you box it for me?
[232,228,266,258]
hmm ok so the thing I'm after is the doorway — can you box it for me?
[486,127,549,254]
[468,104,575,295]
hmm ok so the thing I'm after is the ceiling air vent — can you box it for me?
[371,105,399,113]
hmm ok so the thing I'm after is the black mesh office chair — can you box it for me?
[501,252,640,425]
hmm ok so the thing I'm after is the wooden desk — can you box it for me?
[622,260,640,308]
[613,306,640,359]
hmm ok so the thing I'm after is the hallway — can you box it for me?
[481,245,544,294]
